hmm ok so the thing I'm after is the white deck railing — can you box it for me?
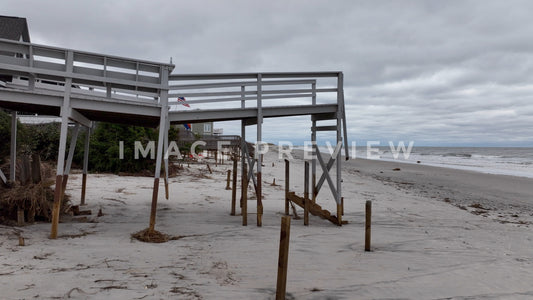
[0,38,174,102]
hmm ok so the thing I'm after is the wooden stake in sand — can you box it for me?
[231,158,238,216]
[304,161,310,226]
[284,159,290,216]
[365,200,372,251]
[276,216,291,300]
[226,170,231,190]
[242,163,248,226]
[257,171,263,227]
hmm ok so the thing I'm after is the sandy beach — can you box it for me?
[1,149,533,299]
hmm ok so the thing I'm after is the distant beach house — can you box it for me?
[178,122,215,140]
[0,15,30,85]
[190,122,214,136]
[0,15,30,42]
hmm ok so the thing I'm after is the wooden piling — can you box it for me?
[80,174,87,206]
[148,178,160,232]
[242,163,248,226]
[257,171,263,227]
[365,200,372,251]
[304,161,309,226]
[276,216,291,300]
[226,170,231,190]
[163,161,169,200]
[50,175,63,239]
[337,203,343,226]
[231,158,237,216]
[284,159,289,216]
[61,174,69,202]
[341,197,344,216]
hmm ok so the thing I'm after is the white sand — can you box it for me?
[1,149,533,299]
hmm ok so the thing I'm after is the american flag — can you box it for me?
[178,96,190,108]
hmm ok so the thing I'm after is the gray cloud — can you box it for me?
[3,0,533,146]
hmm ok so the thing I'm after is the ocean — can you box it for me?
[345,146,533,179]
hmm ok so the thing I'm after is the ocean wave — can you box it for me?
[442,153,472,158]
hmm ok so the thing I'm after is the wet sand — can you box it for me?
[347,158,533,224]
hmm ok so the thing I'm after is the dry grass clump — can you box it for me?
[0,161,70,225]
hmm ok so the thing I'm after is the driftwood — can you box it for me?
[287,192,347,225]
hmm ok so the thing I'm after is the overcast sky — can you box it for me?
[3,0,533,146]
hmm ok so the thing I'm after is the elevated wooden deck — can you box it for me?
[0,37,349,237]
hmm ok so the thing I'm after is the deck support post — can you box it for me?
[311,82,317,203]
[148,66,170,232]
[336,72,344,226]
[50,50,73,239]
[240,121,246,210]
[81,126,91,205]
[50,51,74,239]
[256,74,263,227]
[10,111,17,182]
[163,119,170,200]
[240,86,246,211]
[61,123,80,200]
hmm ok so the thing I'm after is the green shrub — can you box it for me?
[1,111,179,174]
[88,122,161,174]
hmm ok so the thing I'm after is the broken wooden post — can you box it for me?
[226,170,231,190]
[231,158,237,216]
[20,155,31,185]
[31,154,42,184]
[341,197,344,216]
[276,215,291,300]
[365,200,372,251]
[18,236,25,246]
[304,161,310,226]
[284,159,289,216]
[337,203,343,226]
[27,207,35,223]
[206,163,212,174]
[17,208,24,226]
[242,163,248,226]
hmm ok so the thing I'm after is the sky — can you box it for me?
[3,0,533,146]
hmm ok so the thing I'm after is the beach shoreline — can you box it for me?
[346,157,533,225]
[1,149,532,299]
